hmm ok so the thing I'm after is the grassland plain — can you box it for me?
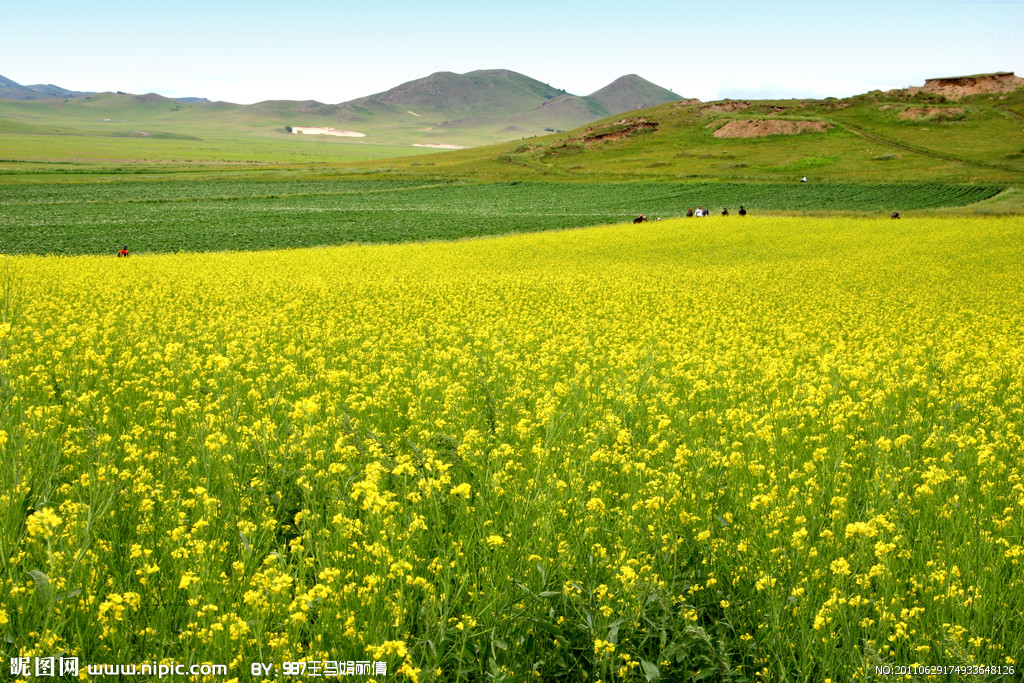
[0,178,1004,255]
[2,216,1023,681]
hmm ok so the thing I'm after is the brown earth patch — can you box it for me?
[672,98,701,108]
[701,101,750,113]
[573,117,659,144]
[905,72,1024,101]
[897,107,965,120]
[712,119,831,138]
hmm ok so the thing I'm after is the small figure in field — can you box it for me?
[721,207,729,216]
[633,214,647,224]
[801,176,808,183]
[738,206,747,216]
[686,208,694,217]
[656,217,662,221]
[891,211,901,219]
[117,245,130,257]
[695,206,704,217]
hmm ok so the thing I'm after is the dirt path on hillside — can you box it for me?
[828,118,1024,176]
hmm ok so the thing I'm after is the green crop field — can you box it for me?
[0,178,1005,255]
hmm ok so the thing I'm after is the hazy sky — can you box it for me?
[4,0,1022,103]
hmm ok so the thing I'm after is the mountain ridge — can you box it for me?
[0,69,681,113]
[0,69,683,144]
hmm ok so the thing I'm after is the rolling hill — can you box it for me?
[0,74,95,100]
[369,74,1024,190]
[0,69,682,151]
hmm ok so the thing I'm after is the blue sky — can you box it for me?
[4,0,1022,103]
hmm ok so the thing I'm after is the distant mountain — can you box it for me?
[0,74,209,102]
[0,74,95,100]
[0,74,43,100]
[0,69,688,147]
[588,74,679,114]
[25,83,96,99]
[349,69,566,118]
[313,69,684,135]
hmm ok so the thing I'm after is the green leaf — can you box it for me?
[531,618,560,635]
[239,531,252,554]
[27,570,53,607]
[640,659,662,681]
[608,619,622,644]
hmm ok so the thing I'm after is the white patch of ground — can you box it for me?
[413,143,467,149]
[291,127,365,137]
[407,110,421,117]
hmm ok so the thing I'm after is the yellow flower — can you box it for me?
[26,509,62,537]
[485,535,505,548]
[178,571,200,589]
[830,557,852,576]
[450,483,472,499]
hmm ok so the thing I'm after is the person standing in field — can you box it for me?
[687,208,694,217]
[695,206,704,218]
[118,245,130,257]
[722,208,729,216]
[739,206,747,216]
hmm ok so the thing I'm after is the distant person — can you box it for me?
[695,206,704,218]
[738,206,747,216]
[633,214,647,224]
[891,211,901,219]
[686,208,694,218]
[721,208,729,216]
[801,176,808,183]
[118,245,130,257]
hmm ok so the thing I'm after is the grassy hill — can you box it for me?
[369,85,1024,188]
[589,74,683,114]
[346,69,565,119]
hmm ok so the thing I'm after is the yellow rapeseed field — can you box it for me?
[1,216,1022,681]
